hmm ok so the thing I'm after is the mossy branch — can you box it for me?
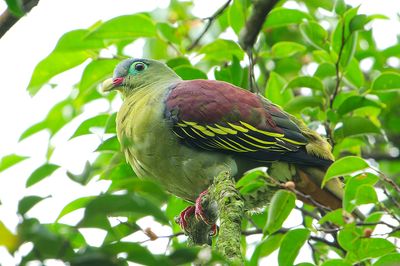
[210,171,244,264]
[182,171,244,264]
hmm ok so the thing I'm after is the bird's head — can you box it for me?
[102,58,180,96]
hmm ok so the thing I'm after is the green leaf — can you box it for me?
[18,195,49,216]
[230,55,244,86]
[104,113,117,134]
[5,0,24,16]
[0,221,19,253]
[344,58,364,88]
[271,42,306,58]
[278,229,310,266]
[285,76,324,92]
[313,49,334,63]
[95,136,120,152]
[265,8,312,28]
[334,116,381,140]
[71,114,109,139]
[79,59,119,93]
[56,196,95,221]
[236,169,265,188]
[264,190,296,234]
[173,66,207,80]
[265,72,293,106]
[199,39,244,61]
[373,253,400,266]
[338,226,360,251]
[349,14,368,32]
[26,164,60,187]
[344,173,378,212]
[299,21,328,50]
[87,14,156,40]
[383,44,400,58]
[19,99,77,140]
[0,154,28,172]
[66,161,94,185]
[332,14,358,68]
[104,222,141,244]
[108,179,168,203]
[284,96,324,114]
[168,247,200,265]
[27,30,105,95]
[250,233,284,265]
[79,193,169,229]
[355,184,378,205]
[166,57,191,68]
[100,160,136,181]
[19,121,47,141]
[304,0,334,11]
[321,259,352,266]
[334,0,346,15]
[157,22,180,44]
[315,63,336,79]
[337,95,384,116]
[239,180,265,195]
[319,209,346,226]
[372,72,400,91]
[323,156,369,187]
[228,0,246,35]
[102,242,159,265]
[346,238,396,263]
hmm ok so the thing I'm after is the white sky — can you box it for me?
[0,0,399,265]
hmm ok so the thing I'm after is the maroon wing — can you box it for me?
[164,80,330,167]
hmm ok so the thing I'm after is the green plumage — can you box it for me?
[102,58,343,209]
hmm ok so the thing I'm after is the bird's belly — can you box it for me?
[119,100,238,202]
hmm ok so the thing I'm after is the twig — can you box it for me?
[239,0,279,51]
[187,0,232,51]
[373,167,400,193]
[379,203,400,224]
[247,49,260,93]
[382,186,400,210]
[362,151,400,161]
[286,186,333,213]
[245,227,345,251]
[329,22,347,109]
[316,221,399,233]
[139,232,185,244]
[295,206,321,220]
[241,228,262,236]
[0,0,40,38]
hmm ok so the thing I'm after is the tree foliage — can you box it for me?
[1,0,400,265]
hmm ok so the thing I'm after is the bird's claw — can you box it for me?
[194,190,213,225]
[177,190,217,236]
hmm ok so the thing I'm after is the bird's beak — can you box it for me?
[101,77,124,92]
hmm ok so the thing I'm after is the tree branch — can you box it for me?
[241,227,344,251]
[178,171,244,264]
[210,171,244,264]
[239,0,279,51]
[187,0,232,51]
[0,0,40,39]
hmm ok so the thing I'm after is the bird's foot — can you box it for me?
[178,190,217,236]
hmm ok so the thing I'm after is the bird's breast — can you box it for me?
[116,89,238,201]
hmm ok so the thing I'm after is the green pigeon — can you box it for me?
[102,58,344,231]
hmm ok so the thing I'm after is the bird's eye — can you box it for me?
[130,62,147,74]
[135,63,145,71]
